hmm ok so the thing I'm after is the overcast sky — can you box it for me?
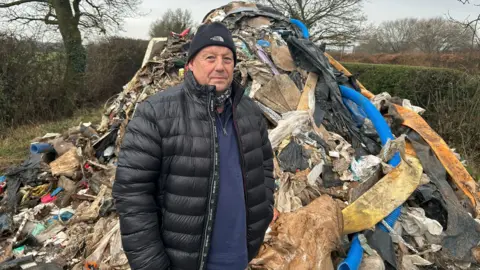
[118,0,479,40]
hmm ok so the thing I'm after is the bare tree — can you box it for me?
[451,0,480,48]
[375,18,417,53]
[357,17,472,53]
[0,0,141,109]
[149,8,193,38]
[255,0,367,44]
[415,17,472,53]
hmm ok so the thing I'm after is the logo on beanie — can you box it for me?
[210,36,224,42]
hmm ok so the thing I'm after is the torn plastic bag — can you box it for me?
[277,139,309,173]
[350,155,382,182]
[268,111,310,149]
[407,130,480,264]
[250,195,343,270]
[402,99,425,115]
[371,92,392,111]
[400,207,443,237]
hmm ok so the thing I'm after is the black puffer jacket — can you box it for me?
[112,72,275,270]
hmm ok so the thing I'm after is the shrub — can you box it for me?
[0,34,148,132]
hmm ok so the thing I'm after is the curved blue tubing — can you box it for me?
[337,85,401,270]
[30,143,54,154]
[290,18,310,39]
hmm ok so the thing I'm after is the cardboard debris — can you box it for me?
[251,195,343,270]
[49,148,80,177]
[271,44,296,72]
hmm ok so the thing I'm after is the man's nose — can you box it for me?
[214,57,225,72]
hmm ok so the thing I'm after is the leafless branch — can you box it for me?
[72,0,81,22]
[256,0,365,43]
[0,0,45,8]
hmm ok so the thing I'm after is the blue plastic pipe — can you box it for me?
[290,18,309,39]
[30,143,54,154]
[337,85,401,270]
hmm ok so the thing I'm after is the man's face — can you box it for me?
[188,46,234,92]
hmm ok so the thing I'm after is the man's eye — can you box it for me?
[224,57,232,63]
[206,56,215,60]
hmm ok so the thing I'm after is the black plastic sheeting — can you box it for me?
[286,36,381,157]
[277,140,309,173]
[407,130,480,264]
[0,154,42,236]
[365,229,398,269]
[322,164,343,188]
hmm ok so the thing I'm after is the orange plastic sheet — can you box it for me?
[324,53,375,100]
[394,104,480,216]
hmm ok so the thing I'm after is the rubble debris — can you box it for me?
[0,2,479,269]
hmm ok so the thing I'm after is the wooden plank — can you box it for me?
[297,72,318,111]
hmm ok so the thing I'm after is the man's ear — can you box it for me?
[188,61,194,70]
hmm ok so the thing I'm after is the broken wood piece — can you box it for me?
[49,148,80,178]
[247,16,271,28]
[71,185,107,223]
[87,160,110,171]
[84,222,120,265]
[297,72,318,111]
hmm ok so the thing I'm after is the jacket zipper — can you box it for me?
[199,92,219,270]
[232,105,249,247]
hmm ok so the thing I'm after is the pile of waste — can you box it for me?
[1,1,480,269]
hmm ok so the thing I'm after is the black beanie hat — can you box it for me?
[187,22,237,65]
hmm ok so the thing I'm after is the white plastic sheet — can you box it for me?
[268,111,310,149]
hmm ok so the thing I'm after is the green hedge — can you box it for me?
[0,34,148,132]
[343,62,480,167]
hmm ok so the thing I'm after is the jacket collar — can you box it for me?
[184,70,245,108]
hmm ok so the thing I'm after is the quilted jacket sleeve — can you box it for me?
[259,112,275,213]
[112,100,170,270]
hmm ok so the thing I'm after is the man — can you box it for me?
[112,22,275,270]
